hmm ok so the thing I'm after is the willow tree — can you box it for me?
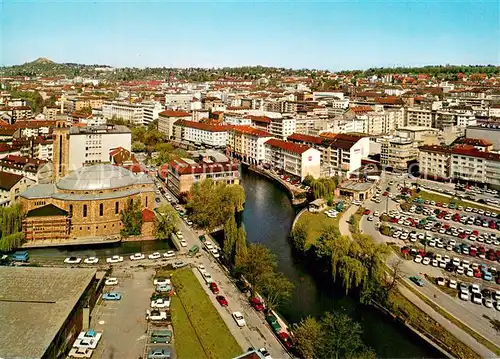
[223,215,238,263]
[338,256,367,294]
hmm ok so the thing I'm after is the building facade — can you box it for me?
[226,126,273,165]
[158,110,191,139]
[173,120,228,148]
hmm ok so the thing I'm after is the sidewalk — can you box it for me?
[339,205,358,240]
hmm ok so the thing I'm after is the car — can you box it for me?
[163,250,175,258]
[374,211,380,217]
[106,255,123,264]
[77,329,102,342]
[68,347,93,358]
[258,348,272,359]
[151,297,171,308]
[459,291,469,301]
[102,292,121,300]
[146,310,168,321]
[466,268,474,277]
[154,277,171,286]
[250,297,265,311]
[104,277,118,286]
[130,253,145,261]
[202,271,213,284]
[149,252,162,260]
[278,332,294,349]
[449,279,457,289]
[232,311,246,327]
[211,248,220,258]
[83,256,99,264]
[151,330,172,344]
[64,256,82,264]
[472,292,483,304]
[209,282,220,294]
[147,348,171,359]
[367,216,374,221]
[409,276,424,287]
[414,255,423,263]
[470,284,480,294]
[73,338,99,349]
[172,261,186,269]
[216,295,228,306]
[436,277,446,286]
[364,209,371,215]
[422,257,431,265]
[180,239,188,247]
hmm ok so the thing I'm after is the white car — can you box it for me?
[437,277,446,286]
[73,338,99,349]
[180,239,188,247]
[64,256,82,264]
[146,310,168,321]
[202,271,213,284]
[198,264,206,272]
[104,277,118,286]
[154,277,171,285]
[470,284,481,294]
[77,330,102,343]
[211,249,220,258]
[164,250,175,258]
[367,216,374,221]
[148,252,162,260]
[422,257,431,265]
[151,297,171,308]
[449,279,457,289]
[83,257,99,264]
[484,298,493,308]
[106,255,123,264]
[459,291,469,301]
[232,311,246,327]
[258,348,273,359]
[130,253,145,261]
[374,211,380,217]
[68,347,93,358]
[414,255,423,263]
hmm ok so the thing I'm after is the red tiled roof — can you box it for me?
[264,138,311,154]
[159,110,191,118]
[455,138,492,147]
[169,158,238,175]
[451,147,500,161]
[288,133,332,146]
[351,106,374,113]
[245,115,272,124]
[141,208,155,222]
[0,171,23,191]
[174,119,228,132]
[228,125,272,137]
[13,120,57,129]
[374,96,404,105]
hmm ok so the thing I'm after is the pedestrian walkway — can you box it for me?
[339,205,358,240]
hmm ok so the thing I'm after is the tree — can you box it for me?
[319,313,365,359]
[234,223,248,265]
[293,316,324,359]
[235,243,276,293]
[223,215,238,263]
[132,141,146,152]
[290,221,308,252]
[260,271,294,310]
[155,204,180,240]
[0,232,25,251]
[120,199,143,236]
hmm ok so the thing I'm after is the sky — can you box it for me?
[1,0,499,70]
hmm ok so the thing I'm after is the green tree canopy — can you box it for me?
[155,204,180,240]
[120,199,143,236]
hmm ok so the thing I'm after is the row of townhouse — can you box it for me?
[173,120,228,148]
[419,144,500,187]
[102,100,163,125]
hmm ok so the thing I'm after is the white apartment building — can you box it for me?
[164,93,194,110]
[67,125,132,170]
[269,117,296,140]
[264,138,321,180]
[227,126,273,165]
[380,136,419,171]
[142,101,164,126]
[418,145,451,180]
[158,110,191,139]
[406,108,434,128]
[173,120,228,148]
[489,104,500,118]
[103,101,144,125]
[224,114,253,126]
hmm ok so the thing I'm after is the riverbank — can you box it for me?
[247,165,307,206]
[22,236,122,248]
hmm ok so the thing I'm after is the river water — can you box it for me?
[27,167,440,357]
[239,168,441,358]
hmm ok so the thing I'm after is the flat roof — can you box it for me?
[340,180,376,192]
[0,267,96,359]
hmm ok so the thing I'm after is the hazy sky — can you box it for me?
[1,0,499,70]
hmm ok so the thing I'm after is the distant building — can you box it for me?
[466,124,500,151]
[227,126,273,165]
[269,116,296,140]
[141,101,164,126]
[158,110,191,139]
[0,155,51,183]
[102,100,144,125]
[0,171,34,207]
[173,120,228,148]
[380,136,419,171]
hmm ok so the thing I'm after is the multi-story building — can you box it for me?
[406,107,434,128]
[263,138,321,180]
[141,101,164,126]
[165,93,195,111]
[0,171,35,207]
[166,157,239,198]
[466,124,500,151]
[102,101,144,125]
[61,124,131,171]
[227,126,273,165]
[173,120,228,148]
[13,120,57,138]
[13,137,53,161]
[418,145,451,180]
[269,116,296,140]
[158,110,191,139]
[43,106,59,121]
[0,155,51,183]
[380,136,419,171]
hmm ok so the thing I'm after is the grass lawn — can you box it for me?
[296,208,341,248]
[414,190,496,213]
[170,268,242,359]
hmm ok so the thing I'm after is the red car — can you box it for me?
[383,192,388,196]
[473,270,482,278]
[436,202,442,207]
[216,295,228,306]
[278,332,293,349]
[210,282,219,294]
[364,209,371,215]
[250,297,264,311]
[472,230,479,236]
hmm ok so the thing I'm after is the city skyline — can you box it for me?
[1,0,499,70]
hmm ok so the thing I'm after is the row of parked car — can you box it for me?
[63,250,179,265]
[67,329,103,358]
[404,247,500,285]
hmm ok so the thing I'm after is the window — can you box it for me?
[83,204,87,217]
[69,204,73,216]
[99,203,104,216]
[145,196,148,207]
[115,201,119,214]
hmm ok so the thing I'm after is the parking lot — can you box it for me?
[91,266,155,359]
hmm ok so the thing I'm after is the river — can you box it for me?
[239,167,441,358]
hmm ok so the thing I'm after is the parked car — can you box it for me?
[232,311,246,327]
[409,276,424,287]
[147,348,171,359]
[83,256,99,264]
[68,347,93,358]
[154,277,171,286]
[151,297,171,308]
[148,252,162,260]
[209,282,220,294]
[102,292,121,300]
[180,239,188,247]
[250,297,264,311]
[106,255,123,264]
[172,261,186,269]
[130,253,145,261]
[73,338,99,349]
[164,251,175,258]
[216,295,228,306]
[151,330,172,344]
[104,277,118,286]
[64,256,82,264]
[146,310,168,321]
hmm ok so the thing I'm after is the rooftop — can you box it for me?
[174,119,228,132]
[159,110,191,118]
[0,267,96,359]
[264,138,311,155]
[229,125,272,137]
[339,180,376,192]
[69,124,131,135]
[0,171,23,191]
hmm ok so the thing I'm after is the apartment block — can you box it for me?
[142,101,164,126]
[269,117,296,140]
[380,137,419,171]
[173,120,228,148]
[158,110,191,139]
[102,101,144,125]
[406,108,434,128]
[418,145,451,180]
[165,93,194,110]
[227,126,273,165]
